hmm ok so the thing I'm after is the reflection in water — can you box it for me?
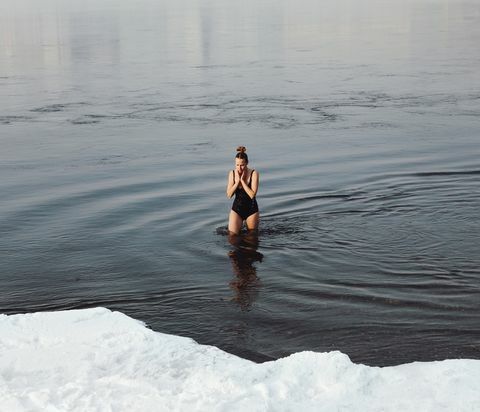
[228,231,263,311]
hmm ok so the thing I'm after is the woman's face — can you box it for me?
[235,158,247,175]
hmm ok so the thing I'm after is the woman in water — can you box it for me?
[226,146,260,235]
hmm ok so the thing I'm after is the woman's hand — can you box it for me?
[227,169,241,198]
[235,169,242,185]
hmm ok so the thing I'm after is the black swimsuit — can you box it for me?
[232,170,259,220]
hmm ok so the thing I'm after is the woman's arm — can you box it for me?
[241,170,259,199]
[226,170,240,198]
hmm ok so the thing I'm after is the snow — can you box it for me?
[0,308,479,411]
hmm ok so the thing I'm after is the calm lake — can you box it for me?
[1,0,479,366]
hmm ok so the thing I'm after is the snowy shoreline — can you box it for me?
[1,307,479,411]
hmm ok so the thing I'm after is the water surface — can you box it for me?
[1,0,479,366]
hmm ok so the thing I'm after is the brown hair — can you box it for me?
[235,146,249,163]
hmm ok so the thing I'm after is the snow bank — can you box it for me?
[0,308,479,411]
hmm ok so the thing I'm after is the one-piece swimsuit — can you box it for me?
[231,169,259,220]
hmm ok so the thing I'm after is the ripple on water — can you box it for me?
[1,146,479,367]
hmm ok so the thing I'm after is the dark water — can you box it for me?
[1,0,479,366]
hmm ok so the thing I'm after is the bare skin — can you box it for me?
[226,158,260,235]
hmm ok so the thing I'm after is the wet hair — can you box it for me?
[235,146,249,164]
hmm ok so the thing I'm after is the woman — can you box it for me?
[226,146,260,235]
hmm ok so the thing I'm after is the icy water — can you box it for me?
[1,0,479,366]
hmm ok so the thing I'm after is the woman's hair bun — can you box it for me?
[236,146,247,153]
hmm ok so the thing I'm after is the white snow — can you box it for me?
[0,308,479,411]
